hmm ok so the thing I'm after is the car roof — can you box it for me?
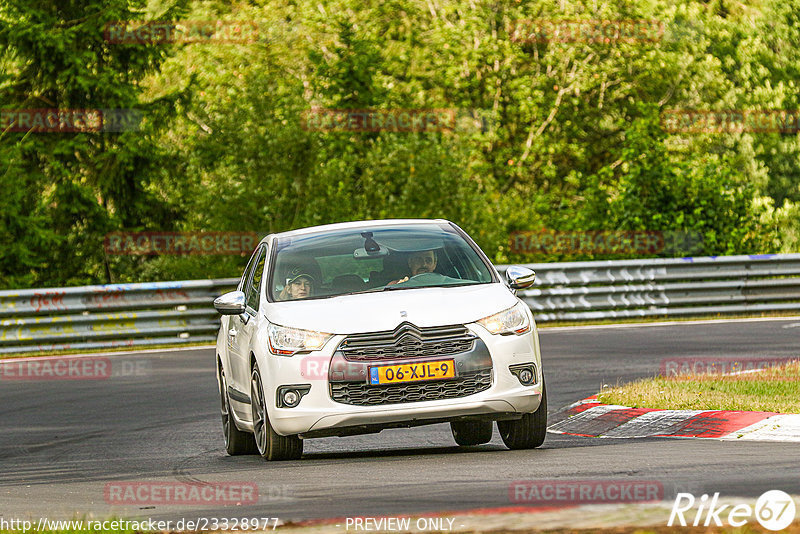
[259,219,452,245]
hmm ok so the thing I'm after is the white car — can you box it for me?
[213,219,545,460]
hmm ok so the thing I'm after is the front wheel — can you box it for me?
[250,364,303,461]
[497,380,547,450]
[450,421,493,446]
[218,364,258,455]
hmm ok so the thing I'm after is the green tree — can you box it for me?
[0,0,187,286]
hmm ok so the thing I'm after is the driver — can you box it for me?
[388,250,437,285]
[278,267,315,300]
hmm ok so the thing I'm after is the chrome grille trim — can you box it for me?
[338,322,476,362]
[329,368,492,406]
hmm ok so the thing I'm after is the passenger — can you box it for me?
[388,250,437,285]
[279,267,315,300]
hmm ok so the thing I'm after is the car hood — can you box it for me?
[264,283,518,334]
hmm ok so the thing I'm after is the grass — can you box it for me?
[598,361,800,413]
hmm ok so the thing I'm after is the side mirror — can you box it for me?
[214,290,246,315]
[505,266,536,290]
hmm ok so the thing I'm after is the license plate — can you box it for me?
[368,360,456,385]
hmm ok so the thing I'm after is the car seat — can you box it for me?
[369,253,408,286]
[332,274,367,293]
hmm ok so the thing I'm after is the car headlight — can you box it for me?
[267,323,333,356]
[476,302,531,335]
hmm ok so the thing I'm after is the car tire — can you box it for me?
[497,379,547,450]
[450,421,493,446]
[250,364,303,461]
[218,363,258,455]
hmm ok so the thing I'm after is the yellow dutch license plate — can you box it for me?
[369,359,456,385]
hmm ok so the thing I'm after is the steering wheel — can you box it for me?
[403,272,445,284]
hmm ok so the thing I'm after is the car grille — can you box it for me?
[329,369,492,406]
[338,322,476,362]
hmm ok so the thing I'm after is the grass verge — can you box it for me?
[598,361,800,413]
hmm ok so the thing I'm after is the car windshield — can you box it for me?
[269,222,495,301]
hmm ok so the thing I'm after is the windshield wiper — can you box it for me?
[383,281,481,291]
[382,284,407,291]
[344,286,390,296]
[338,280,484,297]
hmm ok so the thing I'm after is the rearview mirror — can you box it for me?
[353,246,389,258]
[214,290,246,315]
[505,266,536,290]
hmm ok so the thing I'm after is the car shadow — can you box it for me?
[300,443,508,461]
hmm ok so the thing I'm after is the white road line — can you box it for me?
[547,405,632,434]
[722,414,800,442]
[603,410,704,438]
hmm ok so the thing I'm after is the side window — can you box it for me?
[246,246,267,311]
[239,247,260,292]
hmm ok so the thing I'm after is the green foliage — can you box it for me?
[578,105,768,258]
[0,0,187,287]
[0,0,797,288]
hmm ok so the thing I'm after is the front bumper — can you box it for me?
[259,323,544,436]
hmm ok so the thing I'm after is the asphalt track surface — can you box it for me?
[1,318,799,524]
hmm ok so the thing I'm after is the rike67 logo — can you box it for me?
[669,490,796,531]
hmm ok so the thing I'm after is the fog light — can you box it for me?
[276,384,311,408]
[518,368,534,385]
[283,390,300,408]
[509,363,537,386]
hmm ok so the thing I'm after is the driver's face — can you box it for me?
[408,251,436,276]
[287,277,313,299]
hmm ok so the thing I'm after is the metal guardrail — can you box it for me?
[0,280,239,354]
[507,253,800,322]
[1,254,798,354]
